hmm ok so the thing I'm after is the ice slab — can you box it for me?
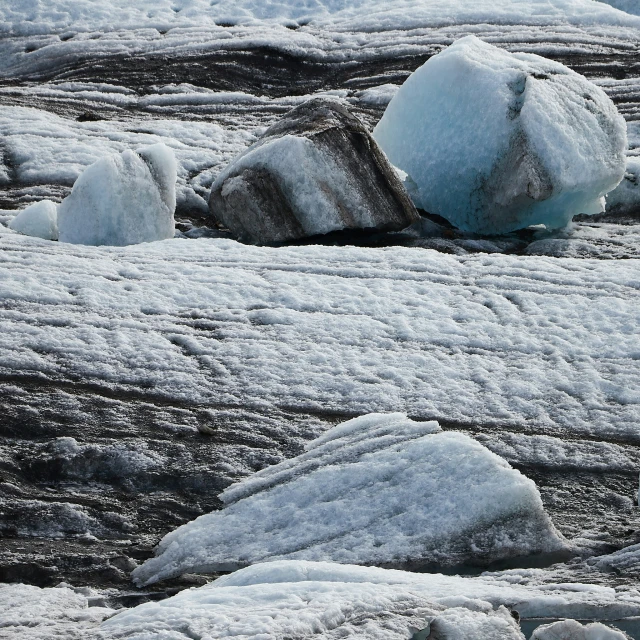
[132,413,567,586]
[57,143,176,246]
[107,560,640,639]
[0,583,114,639]
[8,200,58,240]
[102,580,524,640]
[373,36,627,234]
[531,618,631,639]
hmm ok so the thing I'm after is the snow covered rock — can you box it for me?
[8,200,58,240]
[530,619,631,640]
[209,98,419,244]
[132,413,567,586]
[373,36,627,235]
[57,143,176,246]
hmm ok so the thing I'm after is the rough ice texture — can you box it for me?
[0,583,114,639]
[0,233,638,442]
[605,157,640,215]
[2,0,640,38]
[8,200,58,240]
[105,560,640,639]
[209,98,419,244]
[132,413,567,586]
[57,143,176,246]
[373,36,628,234]
[531,619,630,640]
[102,579,524,640]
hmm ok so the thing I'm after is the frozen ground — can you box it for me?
[1,0,640,637]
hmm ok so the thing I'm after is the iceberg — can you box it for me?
[8,200,58,241]
[373,36,628,234]
[133,413,567,586]
[57,143,176,246]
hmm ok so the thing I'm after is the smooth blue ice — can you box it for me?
[373,36,627,235]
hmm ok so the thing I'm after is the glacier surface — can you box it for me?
[373,36,627,234]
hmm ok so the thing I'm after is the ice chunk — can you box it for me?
[8,200,58,240]
[605,157,640,216]
[209,98,418,244]
[373,36,627,234]
[530,619,630,639]
[132,413,567,586]
[0,583,114,639]
[57,143,176,246]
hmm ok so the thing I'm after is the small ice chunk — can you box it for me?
[531,619,630,639]
[57,143,176,246]
[373,36,627,234]
[133,413,567,586]
[8,200,58,240]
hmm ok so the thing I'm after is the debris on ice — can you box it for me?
[209,98,418,244]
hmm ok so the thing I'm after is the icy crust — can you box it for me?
[8,200,58,240]
[101,580,523,640]
[0,234,638,440]
[57,143,176,246]
[531,619,631,639]
[107,560,640,638]
[373,36,627,234]
[2,0,640,37]
[0,583,114,639]
[132,413,567,586]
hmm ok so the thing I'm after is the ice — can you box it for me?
[0,234,638,441]
[104,560,640,638]
[57,143,177,246]
[598,0,640,16]
[8,200,58,240]
[531,619,630,639]
[605,157,640,215]
[0,583,114,639]
[132,413,567,586]
[373,36,628,234]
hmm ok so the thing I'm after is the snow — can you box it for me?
[531,619,630,639]
[2,0,640,37]
[373,36,627,234]
[57,143,176,246]
[132,413,566,586]
[0,234,638,441]
[8,200,58,240]
[103,560,640,639]
[0,583,114,639]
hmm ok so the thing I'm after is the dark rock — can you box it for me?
[208,98,419,244]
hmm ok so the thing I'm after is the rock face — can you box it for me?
[9,200,58,241]
[209,98,419,244]
[373,36,628,235]
[57,143,176,246]
[133,413,568,586]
